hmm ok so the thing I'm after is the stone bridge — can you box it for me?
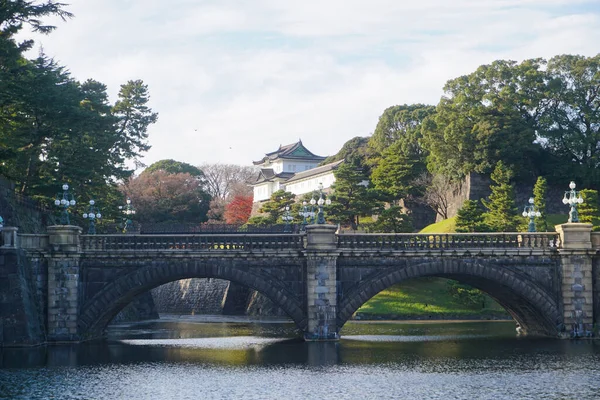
[1,223,599,345]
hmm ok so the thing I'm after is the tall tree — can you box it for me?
[145,159,204,177]
[538,54,600,188]
[224,195,253,224]
[112,80,158,169]
[533,176,549,232]
[256,189,295,223]
[370,140,426,202]
[421,59,545,180]
[482,161,519,232]
[200,163,256,200]
[122,171,210,224]
[455,200,488,232]
[368,104,435,157]
[578,189,600,231]
[328,160,383,230]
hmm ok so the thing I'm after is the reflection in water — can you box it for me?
[1,319,600,399]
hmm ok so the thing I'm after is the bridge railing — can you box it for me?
[80,233,305,252]
[336,232,561,250]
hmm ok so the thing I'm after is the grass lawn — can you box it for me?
[419,217,456,233]
[356,277,507,319]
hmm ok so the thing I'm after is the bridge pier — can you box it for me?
[556,223,595,338]
[304,225,340,341]
[46,226,82,342]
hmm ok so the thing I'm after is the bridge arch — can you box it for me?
[337,258,561,336]
[78,259,307,339]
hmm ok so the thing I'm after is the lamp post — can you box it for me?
[562,181,584,223]
[281,205,294,232]
[119,198,136,233]
[299,200,316,229]
[316,183,332,225]
[83,200,101,234]
[522,197,541,232]
[54,183,76,225]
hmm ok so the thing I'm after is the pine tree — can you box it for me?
[482,161,519,232]
[455,200,488,232]
[533,176,549,232]
[578,189,600,231]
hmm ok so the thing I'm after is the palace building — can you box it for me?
[250,140,343,202]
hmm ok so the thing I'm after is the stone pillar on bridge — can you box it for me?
[46,225,82,342]
[556,223,594,338]
[304,224,339,341]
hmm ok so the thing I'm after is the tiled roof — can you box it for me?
[253,140,325,165]
[251,169,295,185]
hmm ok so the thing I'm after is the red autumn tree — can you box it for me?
[224,195,253,224]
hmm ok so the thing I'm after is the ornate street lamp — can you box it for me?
[522,197,541,232]
[299,200,316,228]
[83,200,101,235]
[119,198,136,233]
[316,183,332,225]
[54,183,76,225]
[562,181,584,223]
[281,205,294,232]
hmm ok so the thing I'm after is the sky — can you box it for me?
[21,0,600,169]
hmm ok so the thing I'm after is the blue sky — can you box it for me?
[21,0,600,168]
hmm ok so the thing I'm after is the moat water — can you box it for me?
[1,317,599,399]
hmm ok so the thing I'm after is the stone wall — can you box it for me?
[152,278,230,314]
[0,249,46,346]
[0,177,51,233]
[151,278,286,317]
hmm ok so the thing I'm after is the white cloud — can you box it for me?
[18,0,600,168]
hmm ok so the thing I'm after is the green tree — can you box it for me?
[320,136,371,166]
[578,189,600,231]
[112,79,158,168]
[455,200,488,232]
[482,161,519,232]
[123,170,210,224]
[145,159,204,177]
[368,104,435,157]
[328,160,383,230]
[367,206,413,233]
[533,176,549,232]
[421,59,545,180]
[538,54,600,188]
[257,189,295,223]
[370,140,426,202]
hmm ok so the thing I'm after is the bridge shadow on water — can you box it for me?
[3,320,599,370]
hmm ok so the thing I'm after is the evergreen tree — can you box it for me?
[368,206,413,233]
[455,200,488,232]
[257,190,295,223]
[482,161,519,232]
[328,160,383,230]
[533,176,549,232]
[578,189,600,231]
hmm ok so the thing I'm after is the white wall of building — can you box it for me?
[285,171,336,196]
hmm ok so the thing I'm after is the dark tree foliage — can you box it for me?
[328,160,383,230]
[145,159,204,177]
[578,189,600,231]
[533,176,549,232]
[455,200,488,233]
[482,161,519,232]
[367,206,413,233]
[321,136,372,168]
